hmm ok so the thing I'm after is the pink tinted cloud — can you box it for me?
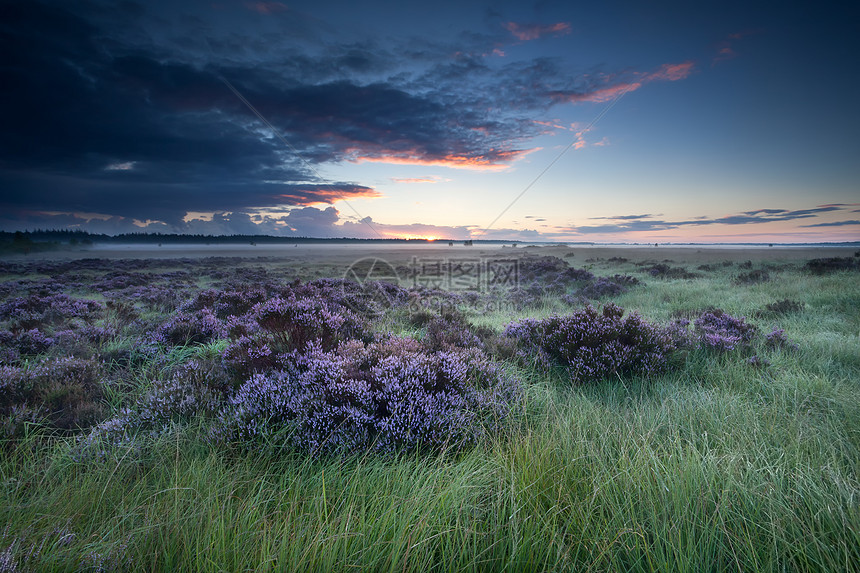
[275,185,381,206]
[246,2,288,14]
[713,30,757,64]
[504,21,571,41]
[391,177,438,184]
[550,61,693,104]
[645,61,695,81]
[348,146,538,171]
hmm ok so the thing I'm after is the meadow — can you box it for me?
[0,244,858,572]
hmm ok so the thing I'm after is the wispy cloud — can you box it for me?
[504,21,571,41]
[390,176,450,184]
[572,205,855,234]
[800,220,860,228]
[590,214,654,220]
[713,30,755,64]
[548,61,694,104]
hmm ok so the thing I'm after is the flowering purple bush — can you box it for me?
[215,337,519,455]
[74,359,231,459]
[92,272,151,292]
[694,310,758,352]
[579,277,628,299]
[287,278,412,317]
[136,360,228,424]
[1,328,55,356]
[253,296,370,352]
[115,285,182,313]
[221,334,278,380]
[0,294,103,329]
[422,313,485,352]
[0,357,105,439]
[180,286,269,319]
[504,304,678,383]
[151,308,227,346]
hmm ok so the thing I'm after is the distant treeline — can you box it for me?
[0,230,517,245]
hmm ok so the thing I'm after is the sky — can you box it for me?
[1,0,858,243]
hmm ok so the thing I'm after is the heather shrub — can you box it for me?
[0,357,105,439]
[180,286,268,319]
[253,297,371,352]
[2,328,55,356]
[406,309,436,328]
[214,337,519,456]
[118,285,182,313]
[286,278,410,317]
[104,299,139,325]
[151,308,227,346]
[75,359,231,458]
[579,276,626,299]
[693,309,758,352]
[422,313,485,352]
[221,334,278,380]
[92,272,151,292]
[137,361,227,425]
[504,304,678,383]
[0,294,103,329]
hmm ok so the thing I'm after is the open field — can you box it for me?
[1,245,858,571]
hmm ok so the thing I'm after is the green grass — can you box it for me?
[1,264,858,571]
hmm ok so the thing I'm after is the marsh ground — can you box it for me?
[1,244,858,572]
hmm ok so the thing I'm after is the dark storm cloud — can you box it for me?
[0,0,545,228]
[0,0,705,233]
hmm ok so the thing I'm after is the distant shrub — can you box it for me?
[92,272,151,292]
[804,257,859,274]
[735,269,770,285]
[747,355,771,368]
[504,304,678,383]
[642,264,699,280]
[693,310,758,352]
[764,327,800,352]
[579,275,638,299]
[214,338,519,455]
[118,285,181,313]
[0,294,103,329]
[755,299,803,317]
